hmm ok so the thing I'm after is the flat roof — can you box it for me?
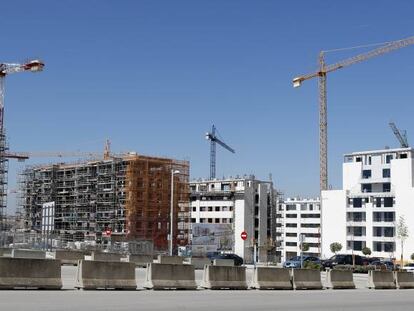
[344,147,412,157]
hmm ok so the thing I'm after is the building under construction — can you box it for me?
[19,154,190,253]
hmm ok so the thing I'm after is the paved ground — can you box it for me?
[1,267,413,311]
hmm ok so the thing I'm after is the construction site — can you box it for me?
[16,153,190,253]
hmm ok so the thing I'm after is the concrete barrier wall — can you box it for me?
[394,271,414,289]
[326,269,355,289]
[0,248,12,257]
[0,258,62,289]
[75,260,136,290]
[144,263,197,290]
[291,269,323,290]
[11,249,46,259]
[52,250,86,265]
[250,267,292,290]
[213,259,234,266]
[201,265,247,289]
[189,258,211,269]
[126,255,153,267]
[157,255,183,265]
[367,270,396,289]
[91,251,123,262]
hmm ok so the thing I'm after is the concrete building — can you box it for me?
[189,176,277,263]
[19,154,190,253]
[322,147,414,260]
[277,197,321,262]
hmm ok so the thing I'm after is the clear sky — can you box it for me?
[2,0,414,212]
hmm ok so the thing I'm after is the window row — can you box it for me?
[193,206,233,212]
[192,218,233,224]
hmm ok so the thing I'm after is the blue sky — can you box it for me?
[2,0,414,212]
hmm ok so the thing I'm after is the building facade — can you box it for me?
[19,154,190,252]
[277,197,321,262]
[322,147,414,260]
[189,176,277,263]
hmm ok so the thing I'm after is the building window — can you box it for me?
[192,206,196,212]
[286,242,297,247]
[375,198,382,208]
[286,214,297,218]
[353,241,363,251]
[215,206,220,212]
[383,169,391,178]
[286,223,297,228]
[286,204,296,211]
[384,242,395,252]
[301,224,320,228]
[400,153,408,159]
[200,218,206,223]
[300,204,307,211]
[191,218,196,223]
[362,184,372,193]
[362,170,371,179]
[229,219,233,223]
[383,183,391,192]
[208,206,213,212]
[214,218,220,223]
[384,197,393,207]
[200,206,207,212]
[385,154,393,164]
[286,233,297,237]
[356,157,362,162]
[352,198,362,208]
[222,219,228,224]
[384,227,394,237]
[208,218,213,223]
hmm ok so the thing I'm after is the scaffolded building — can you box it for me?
[19,154,190,252]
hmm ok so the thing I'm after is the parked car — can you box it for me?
[322,254,364,269]
[401,263,414,272]
[208,253,244,266]
[368,260,395,271]
[283,256,320,269]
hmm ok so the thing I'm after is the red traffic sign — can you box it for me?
[241,231,248,240]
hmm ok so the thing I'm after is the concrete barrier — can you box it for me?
[0,248,12,257]
[52,250,86,265]
[189,258,211,269]
[201,265,247,289]
[250,267,292,290]
[326,269,355,289]
[144,263,197,290]
[123,254,153,267]
[213,259,234,266]
[291,269,323,290]
[367,270,396,289]
[75,260,136,290]
[157,255,183,265]
[394,271,414,289]
[0,257,62,289]
[91,251,123,262]
[11,249,46,259]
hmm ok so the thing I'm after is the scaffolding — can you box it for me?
[18,153,190,253]
[125,155,190,253]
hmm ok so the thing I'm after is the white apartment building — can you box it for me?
[322,147,414,260]
[277,197,321,262]
[189,176,277,264]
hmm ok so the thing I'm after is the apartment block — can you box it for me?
[322,147,414,260]
[19,154,190,252]
[189,176,277,263]
[277,197,321,262]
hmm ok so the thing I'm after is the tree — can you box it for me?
[330,242,342,254]
[411,253,414,261]
[362,247,371,256]
[397,215,409,267]
[301,242,310,252]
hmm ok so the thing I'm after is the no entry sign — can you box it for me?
[241,231,248,240]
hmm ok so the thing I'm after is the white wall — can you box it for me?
[321,190,347,258]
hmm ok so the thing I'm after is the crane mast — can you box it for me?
[389,122,409,148]
[293,35,414,192]
[205,125,235,179]
[0,60,44,231]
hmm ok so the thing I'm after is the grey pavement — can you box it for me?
[1,266,414,311]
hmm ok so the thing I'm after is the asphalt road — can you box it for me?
[1,267,413,311]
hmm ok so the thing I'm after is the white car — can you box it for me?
[401,263,414,272]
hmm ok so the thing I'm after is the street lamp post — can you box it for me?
[170,169,180,256]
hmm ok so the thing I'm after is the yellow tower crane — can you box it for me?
[293,35,414,192]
